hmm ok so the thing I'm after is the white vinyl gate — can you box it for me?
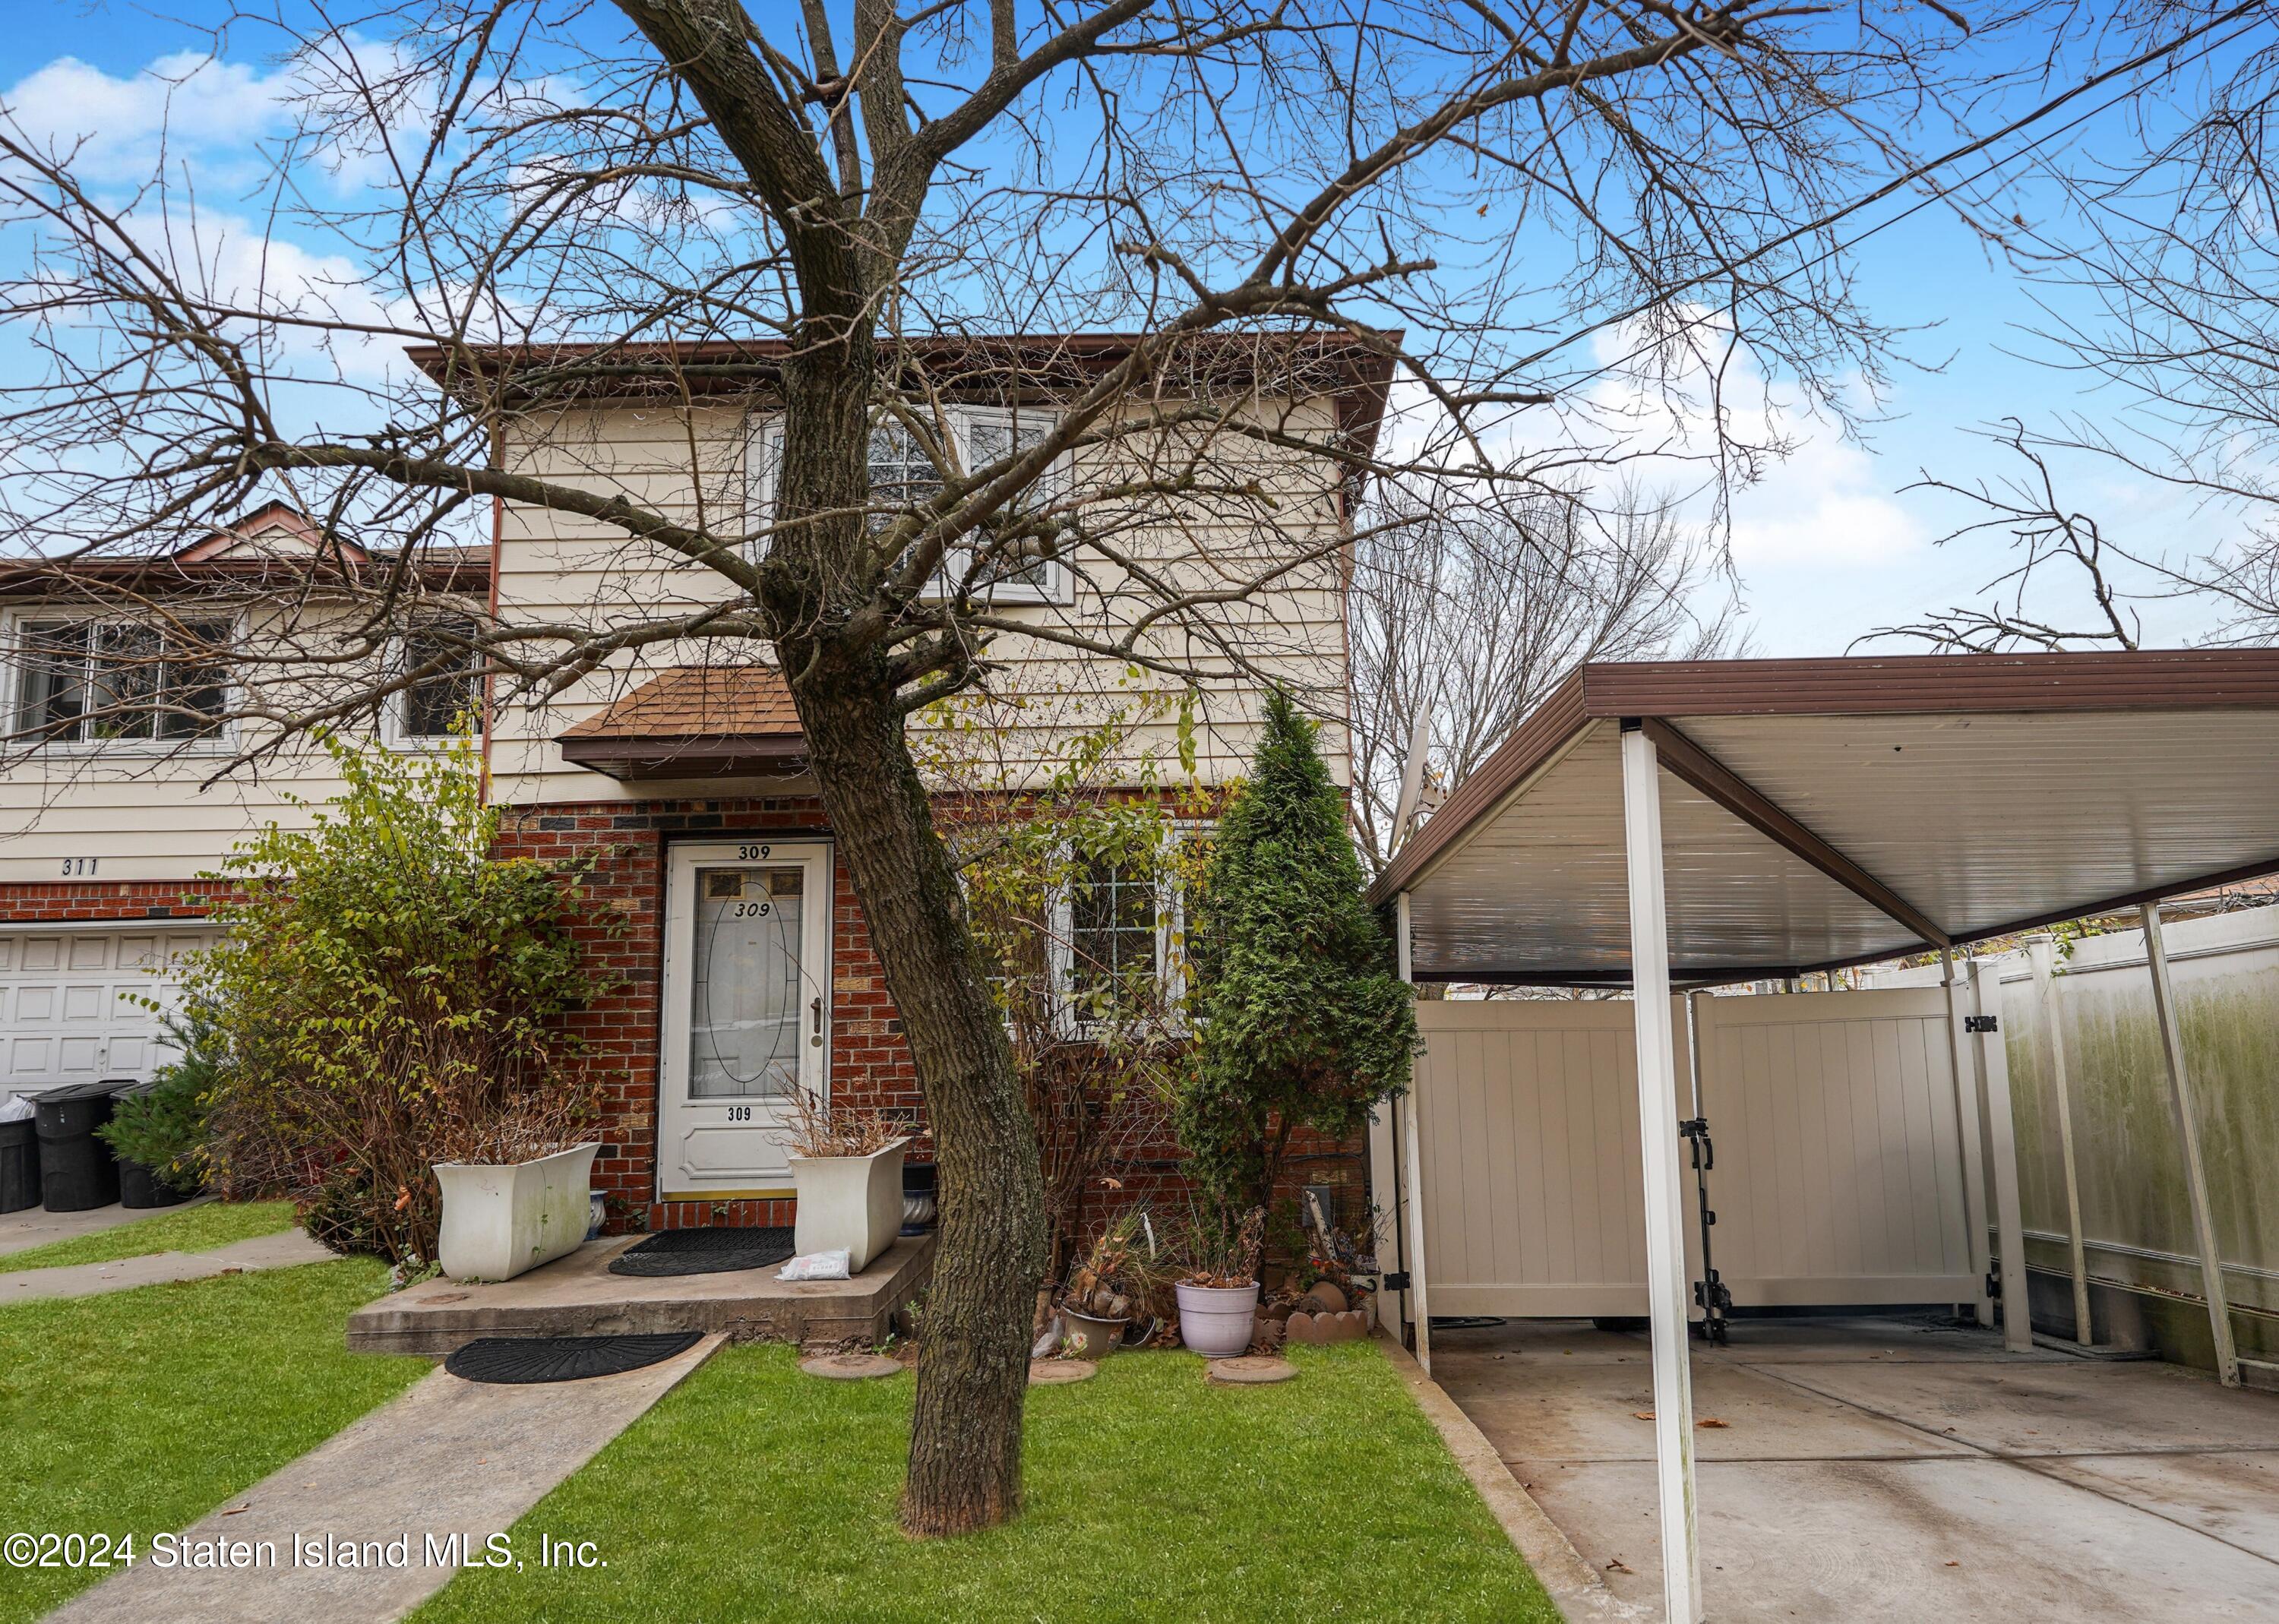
[1402,989,1983,1319]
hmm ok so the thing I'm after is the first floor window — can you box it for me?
[1066,853,1166,1017]
[15,618,229,744]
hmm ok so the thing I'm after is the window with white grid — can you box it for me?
[746,407,1068,602]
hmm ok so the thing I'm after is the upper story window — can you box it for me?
[390,621,484,743]
[751,407,1068,604]
[14,618,230,746]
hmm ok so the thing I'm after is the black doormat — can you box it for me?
[606,1225,797,1277]
[445,1332,703,1385]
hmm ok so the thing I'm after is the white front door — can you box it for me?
[657,839,832,1201]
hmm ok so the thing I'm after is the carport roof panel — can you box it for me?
[1373,651,2279,983]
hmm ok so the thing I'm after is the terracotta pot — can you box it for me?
[1177,1280,1260,1358]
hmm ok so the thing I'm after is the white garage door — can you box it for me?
[0,927,219,1101]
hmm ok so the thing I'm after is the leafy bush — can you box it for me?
[96,1015,220,1193]
[185,731,617,1263]
[919,681,1200,1281]
[1177,690,1415,1241]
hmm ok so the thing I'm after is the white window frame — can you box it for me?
[1048,821,1199,1037]
[745,406,1074,605]
[381,622,486,750]
[6,608,238,756]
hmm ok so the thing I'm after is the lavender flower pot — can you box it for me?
[1176,1280,1261,1358]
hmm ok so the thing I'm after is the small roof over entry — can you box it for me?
[1367,650,2279,986]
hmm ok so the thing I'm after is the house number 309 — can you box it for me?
[59,858,97,877]
[725,1105,753,1122]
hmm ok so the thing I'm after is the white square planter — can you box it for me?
[433,1142,600,1282]
[789,1139,909,1274]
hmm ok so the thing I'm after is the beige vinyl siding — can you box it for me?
[0,598,375,882]
[487,397,1355,807]
[0,746,349,882]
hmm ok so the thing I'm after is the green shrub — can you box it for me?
[185,730,618,1264]
[96,1015,219,1193]
[1177,690,1415,1241]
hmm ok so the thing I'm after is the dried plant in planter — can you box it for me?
[783,1091,908,1158]
[1182,1205,1266,1288]
[1060,1209,1176,1325]
[430,1092,599,1168]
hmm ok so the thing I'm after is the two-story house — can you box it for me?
[0,333,1389,1235]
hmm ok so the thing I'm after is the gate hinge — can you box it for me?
[1964,1014,1999,1034]
[1383,1270,1412,1293]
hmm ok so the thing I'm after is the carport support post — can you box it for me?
[2141,902,2240,1388]
[1396,892,1432,1377]
[1619,723,1703,1624]
[2027,937,2096,1347]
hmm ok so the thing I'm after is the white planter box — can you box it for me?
[790,1139,909,1274]
[433,1142,600,1282]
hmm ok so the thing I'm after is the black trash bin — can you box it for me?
[111,1082,193,1209]
[36,1081,122,1212]
[0,1114,37,1213]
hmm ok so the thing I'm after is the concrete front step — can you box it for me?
[345,1232,934,1356]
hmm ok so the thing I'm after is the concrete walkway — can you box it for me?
[0,1197,210,1259]
[1435,1315,2279,1622]
[52,1333,721,1623]
[0,1229,330,1303]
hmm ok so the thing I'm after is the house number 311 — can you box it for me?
[59,858,97,877]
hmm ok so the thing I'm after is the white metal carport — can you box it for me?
[1366,650,2279,1623]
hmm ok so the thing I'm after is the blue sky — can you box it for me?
[0,2,2255,656]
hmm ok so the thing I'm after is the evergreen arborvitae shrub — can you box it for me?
[1178,690,1416,1239]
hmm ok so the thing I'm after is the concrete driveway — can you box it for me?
[1432,1315,2279,1621]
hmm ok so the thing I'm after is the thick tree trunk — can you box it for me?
[768,324,1044,1529]
[786,642,1046,1534]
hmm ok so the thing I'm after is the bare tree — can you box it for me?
[1861,422,2151,651]
[0,0,2034,1533]
[1349,486,1742,869]
[1894,8,2279,649]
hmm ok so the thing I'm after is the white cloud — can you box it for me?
[3,51,296,188]
[1724,432,1926,568]
[1577,318,1927,571]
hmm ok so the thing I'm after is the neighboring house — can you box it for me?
[0,502,485,1101]
[0,334,1388,1235]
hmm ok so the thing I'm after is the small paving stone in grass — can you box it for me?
[799,1352,902,1380]
[1207,1355,1298,1385]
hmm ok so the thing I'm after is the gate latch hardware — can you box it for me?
[1985,1269,2002,1300]
[1964,1014,1999,1034]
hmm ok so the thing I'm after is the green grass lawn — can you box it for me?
[0,1199,297,1272]
[0,1259,426,1622]
[418,1339,1557,1624]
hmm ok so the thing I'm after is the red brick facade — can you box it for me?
[0,880,213,924]
[494,792,1370,1243]
[492,794,928,1234]
[0,801,1370,1250]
